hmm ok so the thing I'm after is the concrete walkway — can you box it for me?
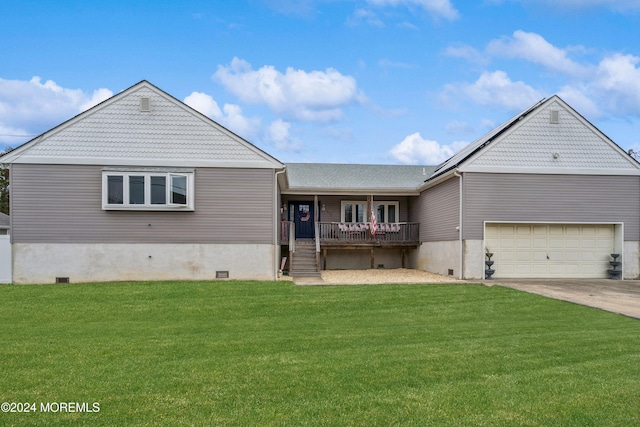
[487,279,640,319]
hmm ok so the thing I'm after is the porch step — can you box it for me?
[289,241,321,277]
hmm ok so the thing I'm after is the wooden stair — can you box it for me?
[289,240,321,277]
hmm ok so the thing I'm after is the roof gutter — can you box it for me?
[454,169,464,280]
[274,167,287,281]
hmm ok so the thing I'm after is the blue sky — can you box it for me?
[2,0,640,164]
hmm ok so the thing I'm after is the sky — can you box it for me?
[1,0,640,165]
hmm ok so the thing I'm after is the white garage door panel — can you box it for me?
[486,224,614,278]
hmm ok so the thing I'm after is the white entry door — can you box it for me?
[0,235,11,283]
[485,224,615,278]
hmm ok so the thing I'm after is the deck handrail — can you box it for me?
[280,220,296,251]
[317,221,419,244]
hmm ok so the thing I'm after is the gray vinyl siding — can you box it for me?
[463,173,640,240]
[11,164,275,244]
[411,177,460,241]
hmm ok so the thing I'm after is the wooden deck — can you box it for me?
[280,221,420,247]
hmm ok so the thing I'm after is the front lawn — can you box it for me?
[1,281,639,426]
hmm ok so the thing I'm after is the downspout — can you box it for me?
[454,170,463,280]
[274,167,287,281]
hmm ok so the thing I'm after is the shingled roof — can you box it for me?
[283,163,437,194]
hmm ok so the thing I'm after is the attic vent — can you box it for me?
[550,110,559,124]
[140,97,151,112]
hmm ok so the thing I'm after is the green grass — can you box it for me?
[1,281,639,426]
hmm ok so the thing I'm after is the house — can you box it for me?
[0,81,284,283]
[414,96,640,280]
[1,81,639,283]
[278,163,431,276]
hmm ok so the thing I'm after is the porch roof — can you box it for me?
[282,163,437,195]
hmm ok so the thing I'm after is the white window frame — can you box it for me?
[102,169,195,211]
[340,201,400,223]
[340,201,366,223]
[374,202,399,223]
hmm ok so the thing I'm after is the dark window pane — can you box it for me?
[377,205,385,223]
[151,176,166,205]
[344,204,352,223]
[356,204,364,222]
[171,175,187,205]
[108,176,123,204]
[388,205,396,223]
[129,176,145,204]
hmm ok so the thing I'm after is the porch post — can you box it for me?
[367,195,372,240]
[314,194,320,269]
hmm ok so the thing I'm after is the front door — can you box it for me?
[291,201,314,239]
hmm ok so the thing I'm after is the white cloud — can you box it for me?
[183,91,222,118]
[0,77,113,145]
[389,132,469,164]
[265,119,301,150]
[80,88,113,111]
[590,53,640,114]
[220,104,261,139]
[183,91,260,139]
[487,30,588,77]
[441,70,543,111]
[213,57,365,122]
[367,0,459,20]
[480,31,640,117]
[556,85,600,117]
[0,123,31,147]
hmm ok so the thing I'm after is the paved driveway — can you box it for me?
[488,279,640,319]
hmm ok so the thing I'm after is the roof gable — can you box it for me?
[460,96,640,175]
[1,81,283,169]
[426,99,545,182]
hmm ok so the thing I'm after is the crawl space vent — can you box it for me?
[139,97,151,112]
[550,110,559,124]
[216,271,230,279]
[56,277,70,284]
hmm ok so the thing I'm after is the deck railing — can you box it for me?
[280,221,295,251]
[317,222,419,245]
[280,221,420,246]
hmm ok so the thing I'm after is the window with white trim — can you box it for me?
[341,201,366,223]
[102,170,194,210]
[375,202,398,223]
[340,201,399,223]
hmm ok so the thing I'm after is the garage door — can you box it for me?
[485,224,614,278]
